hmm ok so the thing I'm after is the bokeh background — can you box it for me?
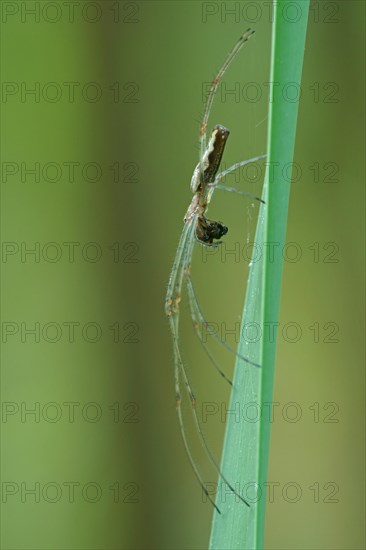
[1,1,364,549]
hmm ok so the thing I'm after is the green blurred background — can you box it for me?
[1,1,364,548]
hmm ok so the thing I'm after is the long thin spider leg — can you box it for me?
[165,222,192,319]
[199,29,256,180]
[172,308,250,508]
[186,276,261,369]
[174,302,250,512]
[205,154,267,207]
[215,154,267,182]
[175,239,250,507]
[186,282,233,385]
[171,322,221,514]
[167,225,227,503]
[166,223,222,512]
[167,224,255,507]
[167,225,249,507]
[183,265,232,386]
[214,184,265,204]
[180,228,232,385]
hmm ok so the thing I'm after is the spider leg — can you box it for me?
[199,29,256,186]
[173,330,250,508]
[166,222,221,512]
[170,317,221,512]
[215,154,267,182]
[183,262,232,386]
[178,234,250,507]
[167,224,250,508]
[214,184,265,204]
[186,281,233,386]
[204,154,267,206]
[185,276,261,370]
[165,219,195,331]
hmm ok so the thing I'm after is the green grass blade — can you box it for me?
[209,2,310,548]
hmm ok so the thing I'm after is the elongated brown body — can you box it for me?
[186,124,230,246]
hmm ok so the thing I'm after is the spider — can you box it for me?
[165,28,265,513]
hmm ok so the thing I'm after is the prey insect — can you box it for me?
[165,28,265,513]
